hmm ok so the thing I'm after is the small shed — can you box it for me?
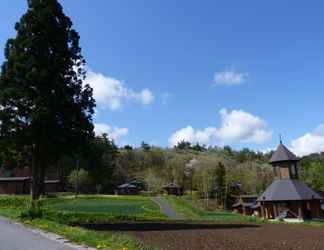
[0,177,31,194]
[232,195,259,216]
[115,183,139,195]
[162,183,183,196]
[44,179,63,193]
[129,180,145,191]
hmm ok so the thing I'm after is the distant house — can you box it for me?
[162,183,183,196]
[232,195,259,216]
[128,180,145,191]
[115,183,139,195]
[0,177,31,194]
[0,166,63,195]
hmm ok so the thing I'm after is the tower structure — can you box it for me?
[258,142,323,220]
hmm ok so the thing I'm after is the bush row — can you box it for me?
[42,209,166,225]
[0,195,31,208]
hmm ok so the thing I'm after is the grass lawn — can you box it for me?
[0,195,162,250]
[46,195,160,216]
[163,196,259,223]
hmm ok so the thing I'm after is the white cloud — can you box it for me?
[86,69,154,110]
[168,126,217,147]
[216,109,272,144]
[135,89,154,105]
[290,124,324,156]
[94,123,129,141]
[168,109,272,147]
[213,70,247,86]
[260,148,274,154]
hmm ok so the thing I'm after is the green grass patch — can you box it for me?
[42,195,166,224]
[0,195,162,250]
[0,195,31,208]
[45,196,159,215]
[163,196,259,223]
[22,218,156,250]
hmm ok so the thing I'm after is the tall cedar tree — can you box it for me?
[0,0,95,201]
[215,162,226,207]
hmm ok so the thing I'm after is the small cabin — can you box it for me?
[162,183,183,196]
[0,177,31,194]
[115,183,139,195]
[232,195,259,216]
[0,167,62,194]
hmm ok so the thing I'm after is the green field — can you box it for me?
[0,195,163,250]
[163,196,259,222]
[46,195,161,216]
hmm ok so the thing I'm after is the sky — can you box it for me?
[1,1,324,156]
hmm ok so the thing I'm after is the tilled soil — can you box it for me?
[84,221,324,250]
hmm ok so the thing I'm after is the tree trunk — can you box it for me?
[31,144,46,203]
[39,163,46,195]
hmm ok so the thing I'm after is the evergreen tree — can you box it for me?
[87,134,119,193]
[0,0,95,202]
[215,162,226,208]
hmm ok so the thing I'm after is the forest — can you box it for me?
[2,132,324,206]
[13,135,320,205]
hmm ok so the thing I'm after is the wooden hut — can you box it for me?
[0,177,31,194]
[258,142,323,220]
[115,183,139,195]
[232,195,259,216]
[0,167,62,194]
[162,183,183,196]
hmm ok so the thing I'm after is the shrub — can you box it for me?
[42,209,165,225]
[20,200,44,220]
[0,195,30,208]
[68,169,92,194]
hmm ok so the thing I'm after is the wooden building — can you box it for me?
[232,195,259,216]
[115,183,139,195]
[0,166,62,194]
[162,183,183,196]
[258,142,323,220]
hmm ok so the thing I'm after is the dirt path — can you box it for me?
[151,197,185,220]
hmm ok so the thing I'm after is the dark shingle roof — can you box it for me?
[163,183,181,188]
[269,143,298,164]
[44,180,60,184]
[0,177,30,182]
[257,179,323,201]
[118,183,137,189]
[232,202,256,208]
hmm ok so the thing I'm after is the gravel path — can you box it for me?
[0,217,93,250]
[152,197,185,220]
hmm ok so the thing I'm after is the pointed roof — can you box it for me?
[257,179,323,201]
[269,143,298,164]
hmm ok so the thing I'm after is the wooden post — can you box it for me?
[273,203,278,218]
[260,202,265,218]
[298,203,304,219]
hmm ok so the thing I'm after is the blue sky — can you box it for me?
[1,1,324,155]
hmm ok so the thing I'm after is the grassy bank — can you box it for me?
[163,196,259,223]
[0,195,161,250]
